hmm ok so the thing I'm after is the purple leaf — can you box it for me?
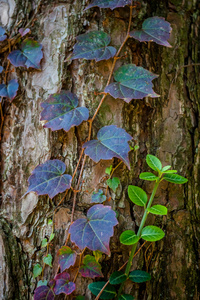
[34,285,55,300]
[8,38,43,69]
[58,246,77,272]
[0,66,3,73]
[79,255,103,278]
[72,31,116,62]
[53,272,76,296]
[83,125,132,169]
[69,204,118,254]
[25,159,72,199]
[91,189,106,204]
[130,17,172,47]
[40,91,89,132]
[19,27,31,37]
[0,26,7,41]
[86,0,132,10]
[105,64,159,102]
[0,79,19,100]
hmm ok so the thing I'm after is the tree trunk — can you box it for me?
[0,0,199,299]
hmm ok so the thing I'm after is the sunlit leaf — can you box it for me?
[146,154,162,172]
[53,272,75,296]
[93,250,103,262]
[8,38,43,69]
[109,271,127,285]
[118,295,134,300]
[34,285,55,300]
[33,263,42,278]
[43,254,52,267]
[130,17,172,47]
[163,173,188,184]
[86,0,132,10]
[0,79,19,100]
[105,165,112,175]
[25,159,72,199]
[72,31,116,62]
[106,177,120,192]
[147,205,167,215]
[58,246,77,272]
[79,255,103,278]
[48,219,53,225]
[120,230,140,245]
[88,282,116,299]
[0,26,7,41]
[141,225,165,242]
[69,204,118,254]
[105,64,159,103]
[83,125,132,169]
[91,189,106,203]
[40,91,89,132]
[128,185,147,207]
[139,172,159,181]
[161,165,171,172]
[19,27,30,37]
[129,270,151,283]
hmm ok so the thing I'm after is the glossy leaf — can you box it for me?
[105,64,159,103]
[120,230,140,245]
[141,225,165,242]
[0,66,3,73]
[79,255,103,278]
[25,159,72,199]
[162,165,171,172]
[53,272,75,296]
[162,170,177,174]
[130,17,172,47]
[43,254,52,267]
[146,154,162,172]
[106,177,120,192]
[163,173,188,184]
[72,31,116,62]
[0,79,19,100]
[40,91,89,132]
[69,204,118,254]
[37,280,48,288]
[88,282,116,299]
[8,38,43,69]
[129,270,151,283]
[147,205,167,215]
[109,271,127,285]
[33,263,42,278]
[86,0,132,10]
[58,246,77,272]
[91,189,106,203]
[34,285,55,300]
[139,172,159,181]
[83,125,132,169]
[128,185,147,207]
[0,26,7,41]
[19,28,30,37]
[118,295,134,300]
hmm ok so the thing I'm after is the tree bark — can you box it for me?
[0,0,199,299]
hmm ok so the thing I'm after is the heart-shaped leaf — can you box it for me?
[0,26,7,41]
[58,246,77,272]
[109,271,127,285]
[34,285,55,300]
[91,189,106,203]
[120,230,140,245]
[88,282,116,299]
[8,38,43,69]
[33,263,42,278]
[139,172,159,181]
[19,28,30,37]
[106,177,120,192]
[40,91,89,132]
[163,173,188,184]
[43,254,52,267]
[69,204,118,254]
[83,125,132,169]
[105,64,159,102]
[118,295,134,300]
[129,270,151,283]
[72,31,116,62]
[0,79,19,101]
[147,205,167,215]
[86,0,132,10]
[130,17,172,47]
[141,225,165,242]
[79,255,103,278]
[146,154,162,172]
[128,185,148,206]
[25,159,72,198]
[53,272,75,296]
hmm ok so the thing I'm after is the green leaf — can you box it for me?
[43,254,52,267]
[139,172,159,181]
[37,280,48,287]
[109,271,127,285]
[41,238,48,248]
[105,165,112,175]
[48,219,53,225]
[33,263,42,278]
[106,177,120,192]
[75,296,85,300]
[162,170,177,174]
[88,282,117,299]
[134,145,139,151]
[128,185,148,207]
[93,250,103,262]
[129,270,151,283]
[120,230,140,245]
[141,225,165,242]
[163,173,188,184]
[148,205,167,215]
[49,233,55,242]
[146,154,162,172]
[161,165,171,172]
[118,295,134,300]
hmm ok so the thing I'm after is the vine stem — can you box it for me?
[118,180,160,296]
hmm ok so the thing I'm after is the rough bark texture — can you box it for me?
[0,0,200,299]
